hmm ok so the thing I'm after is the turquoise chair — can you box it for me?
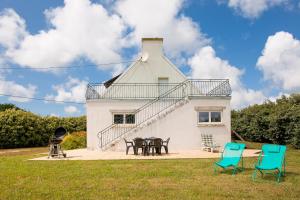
[214,143,246,175]
[252,144,286,182]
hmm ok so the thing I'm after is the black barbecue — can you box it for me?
[48,127,67,158]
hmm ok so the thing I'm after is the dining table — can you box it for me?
[143,137,162,155]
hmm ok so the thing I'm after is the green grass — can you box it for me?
[0,144,300,200]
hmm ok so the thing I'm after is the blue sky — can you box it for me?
[0,0,300,116]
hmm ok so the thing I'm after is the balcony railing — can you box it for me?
[86,79,231,100]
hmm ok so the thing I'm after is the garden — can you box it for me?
[0,142,300,200]
[0,95,300,199]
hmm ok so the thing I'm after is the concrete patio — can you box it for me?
[31,149,261,161]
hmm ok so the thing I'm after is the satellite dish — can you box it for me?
[141,52,149,62]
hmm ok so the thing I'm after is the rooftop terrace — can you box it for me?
[86,79,231,100]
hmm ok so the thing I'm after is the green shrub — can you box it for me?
[0,103,22,112]
[0,109,46,148]
[0,108,86,148]
[290,129,300,149]
[61,131,86,150]
[232,93,300,148]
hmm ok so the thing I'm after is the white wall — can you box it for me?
[86,97,231,151]
[86,99,148,150]
[86,38,231,151]
[114,38,186,84]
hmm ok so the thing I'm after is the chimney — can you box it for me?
[141,38,163,58]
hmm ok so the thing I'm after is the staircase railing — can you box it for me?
[98,80,189,149]
[207,79,231,96]
[96,79,231,149]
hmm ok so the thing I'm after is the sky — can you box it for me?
[0,0,300,116]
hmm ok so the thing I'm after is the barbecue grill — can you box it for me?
[48,127,67,158]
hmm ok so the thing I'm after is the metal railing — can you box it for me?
[93,79,231,149]
[98,81,189,149]
[86,79,231,100]
[189,79,231,97]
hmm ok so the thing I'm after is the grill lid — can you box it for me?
[54,127,67,139]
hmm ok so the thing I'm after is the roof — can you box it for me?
[103,73,122,88]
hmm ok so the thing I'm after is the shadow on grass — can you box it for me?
[215,166,270,175]
[214,167,247,175]
[253,174,284,183]
[252,171,299,183]
[284,171,299,176]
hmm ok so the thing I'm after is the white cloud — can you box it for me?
[1,0,126,73]
[268,92,290,102]
[0,0,210,107]
[0,8,27,49]
[50,113,59,117]
[0,9,36,103]
[257,31,300,91]
[0,0,210,72]
[115,0,210,59]
[188,46,266,108]
[45,76,87,103]
[224,0,288,19]
[0,74,37,102]
[64,105,79,114]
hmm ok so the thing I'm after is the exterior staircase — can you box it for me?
[97,81,190,150]
[90,79,232,150]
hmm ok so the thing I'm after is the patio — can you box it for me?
[31,148,261,161]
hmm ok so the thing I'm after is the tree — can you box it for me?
[232,93,300,148]
[0,104,22,112]
[0,107,86,148]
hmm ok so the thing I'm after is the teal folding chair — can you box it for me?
[214,143,246,175]
[252,144,286,183]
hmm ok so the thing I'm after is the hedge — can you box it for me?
[2,94,299,149]
[0,103,23,112]
[61,131,87,150]
[232,94,300,149]
[0,109,86,148]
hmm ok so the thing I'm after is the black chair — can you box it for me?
[133,138,147,155]
[124,138,134,155]
[149,138,163,156]
[162,138,170,154]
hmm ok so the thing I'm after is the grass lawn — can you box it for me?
[0,143,300,200]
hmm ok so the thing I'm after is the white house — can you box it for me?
[86,38,232,151]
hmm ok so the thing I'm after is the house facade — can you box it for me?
[86,38,232,151]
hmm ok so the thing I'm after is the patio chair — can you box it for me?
[124,138,134,155]
[162,137,170,154]
[133,138,147,155]
[214,143,246,175]
[252,144,286,182]
[201,134,220,152]
[149,138,163,156]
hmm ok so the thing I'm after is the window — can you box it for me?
[211,112,221,122]
[198,111,222,123]
[113,113,135,124]
[199,112,209,123]
[114,114,124,124]
[125,114,135,124]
